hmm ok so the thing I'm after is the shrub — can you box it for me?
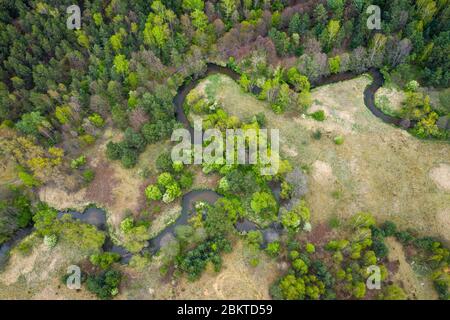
[162,183,181,203]
[179,172,194,189]
[88,113,105,128]
[334,135,344,145]
[310,110,326,121]
[172,161,183,172]
[43,234,58,248]
[379,285,407,300]
[380,221,397,237]
[255,112,266,127]
[328,216,341,229]
[266,241,281,257]
[18,171,40,187]
[17,238,34,255]
[157,172,174,187]
[250,191,278,219]
[86,269,122,300]
[120,148,138,168]
[292,258,308,274]
[305,243,315,254]
[312,129,322,140]
[128,254,151,271]
[178,237,231,281]
[83,169,95,183]
[145,184,162,201]
[90,252,121,270]
[106,142,122,160]
[395,230,414,244]
[297,91,312,112]
[405,80,419,92]
[71,155,87,169]
[156,151,173,172]
[79,134,95,146]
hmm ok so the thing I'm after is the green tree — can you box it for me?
[328,56,341,74]
[145,184,162,201]
[250,191,278,219]
[113,54,129,75]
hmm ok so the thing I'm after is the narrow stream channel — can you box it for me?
[1,64,411,264]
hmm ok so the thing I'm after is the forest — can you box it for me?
[0,0,449,301]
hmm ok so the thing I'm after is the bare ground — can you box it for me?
[385,237,438,300]
[120,239,279,300]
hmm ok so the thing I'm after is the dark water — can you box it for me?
[0,227,33,268]
[57,207,107,230]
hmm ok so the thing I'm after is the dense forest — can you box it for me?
[0,0,449,300]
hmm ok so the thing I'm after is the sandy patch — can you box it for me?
[385,237,438,300]
[375,87,405,115]
[429,164,450,192]
[175,241,278,299]
[38,186,89,211]
[436,208,450,240]
[311,160,335,186]
[120,240,279,300]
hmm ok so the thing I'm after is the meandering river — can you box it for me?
[1,63,409,264]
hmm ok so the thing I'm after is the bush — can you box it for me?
[145,184,162,201]
[334,136,344,145]
[255,112,266,127]
[88,113,105,128]
[305,243,315,254]
[380,221,397,237]
[79,134,95,146]
[18,171,40,187]
[310,110,326,121]
[43,234,58,248]
[178,237,231,281]
[312,129,322,140]
[156,152,173,172]
[106,142,122,160]
[120,148,138,168]
[266,241,281,257]
[379,285,407,300]
[395,230,414,244]
[179,172,194,189]
[328,215,340,229]
[71,155,87,169]
[90,252,121,270]
[86,269,122,300]
[128,254,151,271]
[157,172,173,187]
[405,80,419,92]
[83,169,95,183]
[17,238,33,255]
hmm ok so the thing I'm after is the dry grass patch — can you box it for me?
[194,74,450,243]
[385,237,438,300]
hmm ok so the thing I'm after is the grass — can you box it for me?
[310,110,326,121]
[328,215,341,229]
[204,74,222,101]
